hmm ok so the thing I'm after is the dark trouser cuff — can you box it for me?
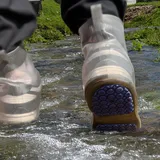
[61,0,127,34]
[0,0,37,52]
[0,47,26,75]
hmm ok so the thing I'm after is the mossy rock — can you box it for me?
[25,0,71,44]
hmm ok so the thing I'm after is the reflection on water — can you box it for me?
[0,36,159,160]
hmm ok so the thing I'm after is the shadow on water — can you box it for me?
[0,35,159,160]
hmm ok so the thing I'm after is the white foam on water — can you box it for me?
[138,97,155,112]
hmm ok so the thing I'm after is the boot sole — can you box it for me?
[0,109,39,124]
[85,66,141,132]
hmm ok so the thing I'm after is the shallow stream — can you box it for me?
[0,35,159,160]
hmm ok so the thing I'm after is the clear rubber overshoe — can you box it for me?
[0,47,41,124]
[79,4,141,132]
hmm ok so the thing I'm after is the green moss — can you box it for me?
[25,0,71,44]
[125,6,160,28]
[143,91,159,101]
[132,39,144,51]
[125,1,160,28]
[125,27,160,47]
[128,1,160,7]
[156,105,160,110]
[125,1,160,48]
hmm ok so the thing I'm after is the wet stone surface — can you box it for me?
[0,36,160,160]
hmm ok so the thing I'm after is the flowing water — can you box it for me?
[0,35,160,160]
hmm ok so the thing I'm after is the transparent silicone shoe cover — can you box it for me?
[79,6,135,88]
[0,47,41,124]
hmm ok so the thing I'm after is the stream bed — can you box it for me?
[0,36,159,160]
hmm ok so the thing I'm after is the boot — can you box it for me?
[0,47,41,124]
[79,4,141,131]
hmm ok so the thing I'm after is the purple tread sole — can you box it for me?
[92,84,135,131]
[92,84,134,116]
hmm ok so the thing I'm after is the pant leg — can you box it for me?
[0,0,37,52]
[61,0,127,34]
